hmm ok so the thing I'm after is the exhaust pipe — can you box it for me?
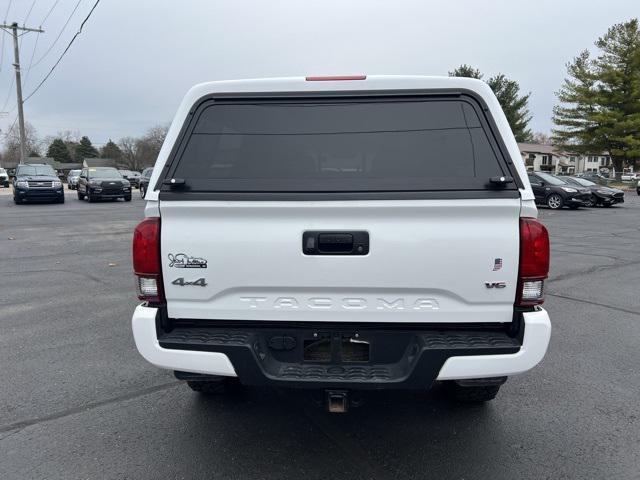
[325,390,349,413]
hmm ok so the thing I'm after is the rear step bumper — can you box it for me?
[132,306,551,387]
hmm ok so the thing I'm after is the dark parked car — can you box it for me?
[12,163,65,204]
[563,176,624,207]
[139,167,153,198]
[528,172,591,209]
[77,167,132,202]
[120,170,141,189]
[577,171,609,185]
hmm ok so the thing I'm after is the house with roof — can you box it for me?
[82,157,118,168]
[35,157,83,176]
[517,143,613,176]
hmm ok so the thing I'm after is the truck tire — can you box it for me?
[124,194,132,202]
[77,190,85,200]
[187,378,241,394]
[444,382,502,402]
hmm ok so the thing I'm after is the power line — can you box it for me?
[2,0,12,21]
[23,31,41,86]
[1,75,15,111]
[0,0,13,72]
[0,32,4,73]
[20,0,60,86]
[41,0,61,26]
[31,0,83,69]
[23,0,37,25]
[24,0,101,104]
[18,1,38,51]
[4,114,18,137]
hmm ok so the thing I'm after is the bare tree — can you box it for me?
[137,123,169,168]
[1,122,42,163]
[118,124,169,170]
[532,132,553,145]
[118,136,139,170]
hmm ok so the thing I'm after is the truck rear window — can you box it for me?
[166,96,514,195]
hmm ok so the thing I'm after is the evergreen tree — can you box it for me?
[449,64,482,79]
[100,139,122,160]
[47,138,72,163]
[75,136,99,160]
[449,65,533,142]
[553,19,640,172]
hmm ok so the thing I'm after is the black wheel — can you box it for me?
[636,189,640,196]
[546,193,563,209]
[187,377,241,395]
[13,196,22,204]
[77,190,85,200]
[444,381,502,403]
[602,203,612,208]
[124,194,132,202]
[140,185,146,198]
[57,195,65,204]
[584,195,597,207]
[88,193,96,203]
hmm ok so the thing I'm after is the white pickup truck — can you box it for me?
[131,75,551,411]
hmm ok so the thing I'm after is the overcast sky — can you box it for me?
[0,0,638,146]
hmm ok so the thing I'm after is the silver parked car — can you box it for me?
[0,167,9,187]
[66,169,81,190]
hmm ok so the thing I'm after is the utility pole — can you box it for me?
[0,22,44,164]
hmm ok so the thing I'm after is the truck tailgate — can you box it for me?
[160,198,520,323]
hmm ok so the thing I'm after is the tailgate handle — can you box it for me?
[303,231,369,255]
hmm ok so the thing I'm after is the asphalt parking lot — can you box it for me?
[1,188,639,479]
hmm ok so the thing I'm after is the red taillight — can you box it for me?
[133,217,164,303]
[305,75,366,81]
[516,217,550,307]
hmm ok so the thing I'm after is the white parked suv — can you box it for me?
[0,167,9,187]
[131,75,551,410]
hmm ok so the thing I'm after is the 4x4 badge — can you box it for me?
[168,253,208,268]
[172,277,207,287]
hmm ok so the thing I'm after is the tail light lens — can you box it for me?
[133,217,164,304]
[516,217,550,307]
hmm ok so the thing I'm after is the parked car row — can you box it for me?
[65,168,144,190]
[528,172,625,209]
[9,164,134,204]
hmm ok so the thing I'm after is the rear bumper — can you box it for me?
[132,306,551,387]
